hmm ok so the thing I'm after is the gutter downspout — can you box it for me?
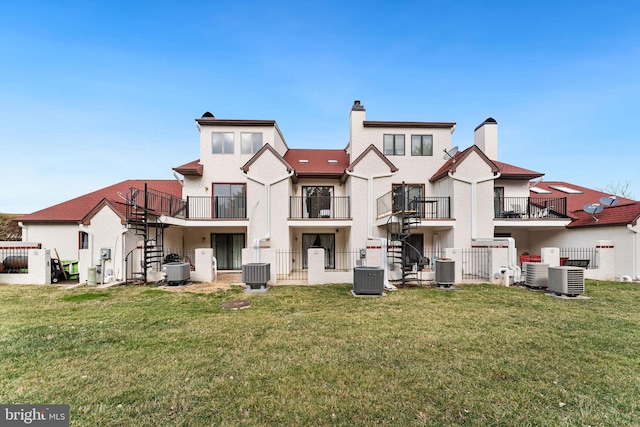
[447,171,520,283]
[244,170,294,263]
[345,169,398,289]
[18,222,26,241]
[627,224,639,281]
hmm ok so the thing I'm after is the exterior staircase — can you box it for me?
[124,184,168,283]
[386,183,430,287]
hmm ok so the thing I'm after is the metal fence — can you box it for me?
[461,248,492,281]
[559,247,598,269]
[0,247,31,273]
[289,196,350,219]
[494,196,568,219]
[186,196,246,220]
[376,191,451,219]
[276,250,305,283]
[275,249,361,284]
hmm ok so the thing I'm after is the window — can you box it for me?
[383,134,405,155]
[241,133,263,154]
[212,132,234,154]
[212,183,246,218]
[79,232,89,249]
[411,135,433,156]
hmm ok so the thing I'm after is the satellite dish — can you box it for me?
[443,146,459,161]
[599,195,619,207]
[583,203,603,214]
[583,203,604,222]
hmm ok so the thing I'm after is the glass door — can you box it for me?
[302,233,335,269]
[211,233,245,270]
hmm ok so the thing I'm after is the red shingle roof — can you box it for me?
[568,203,640,228]
[283,149,350,176]
[533,181,636,216]
[173,159,203,176]
[533,181,640,227]
[493,161,543,180]
[19,180,182,224]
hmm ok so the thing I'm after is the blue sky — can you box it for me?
[1,1,639,213]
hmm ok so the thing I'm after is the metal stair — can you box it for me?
[386,183,429,287]
[124,184,168,284]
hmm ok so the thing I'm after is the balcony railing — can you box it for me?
[128,186,187,218]
[494,196,568,219]
[289,196,351,219]
[376,191,451,219]
[185,196,247,219]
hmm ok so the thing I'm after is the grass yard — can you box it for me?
[1,281,639,426]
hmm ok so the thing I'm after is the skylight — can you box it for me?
[328,159,338,164]
[298,159,309,163]
[530,187,552,194]
[549,185,583,194]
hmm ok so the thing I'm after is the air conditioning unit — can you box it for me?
[353,267,384,295]
[435,258,455,287]
[242,263,270,291]
[525,263,549,289]
[548,266,584,296]
[163,262,190,285]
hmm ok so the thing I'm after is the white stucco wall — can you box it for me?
[528,226,637,280]
[22,223,79,262]
[197,124,283,199]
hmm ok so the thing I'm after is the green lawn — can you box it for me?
[1,281,639,426]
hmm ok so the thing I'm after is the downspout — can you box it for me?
[18,222,26,241]
[114,226,128,281]
[244,170,294,263]
[626,224,638,281]
[345,169,398,289]
[447,171,521,283]
[78,224,94,265]
[78,224,95,283]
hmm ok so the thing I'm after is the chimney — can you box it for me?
[474,117,498,160]
[351,100,365,111]
[348,100,367,158]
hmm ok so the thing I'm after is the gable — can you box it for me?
[347,145,398,175]
[430,145,499,182]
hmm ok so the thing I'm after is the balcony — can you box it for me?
[376,191,451,219]
[494,196,568,219]
[289,196,350,219]
[185,196,247,220]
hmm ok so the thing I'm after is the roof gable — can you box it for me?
[241,143,293,173]
[430,145,499,182]
[347,144,398,173]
